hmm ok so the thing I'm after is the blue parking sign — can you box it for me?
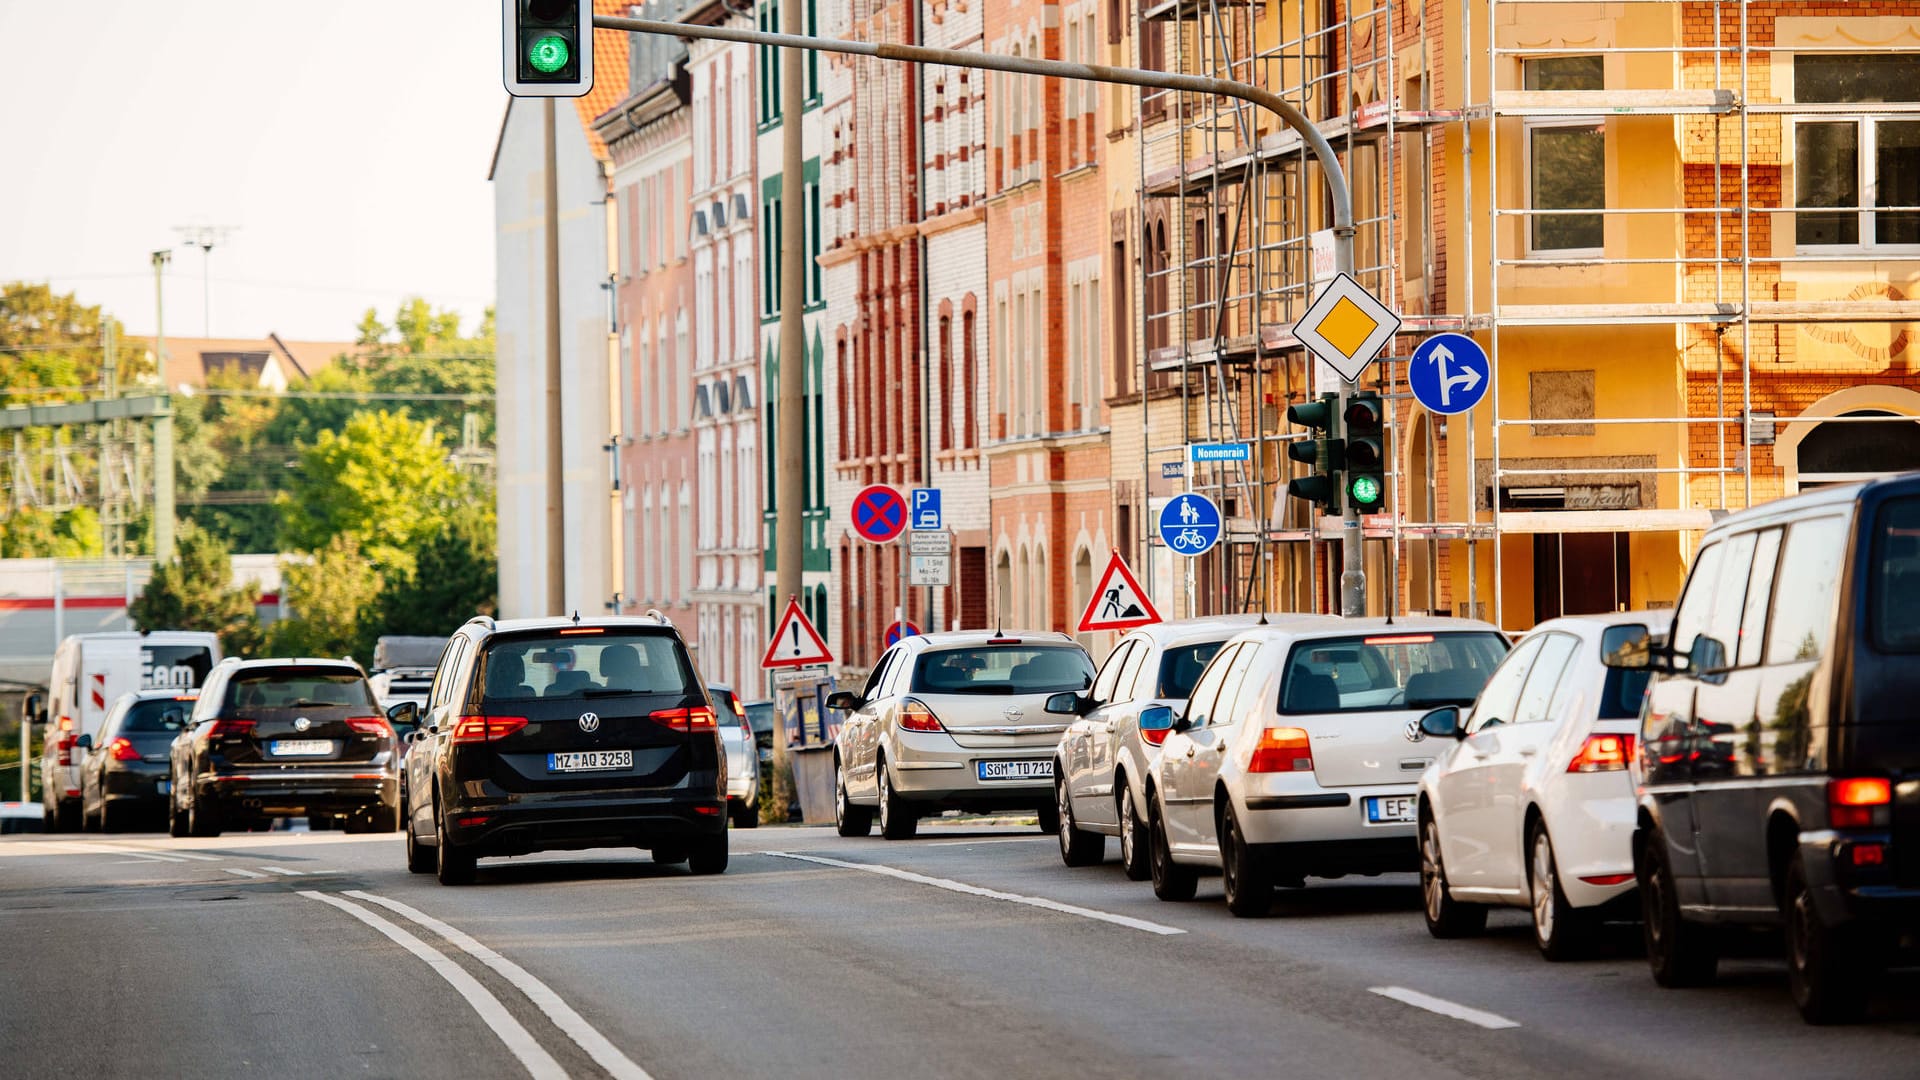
[911,488,942,530]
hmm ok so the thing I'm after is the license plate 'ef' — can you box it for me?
[976,759,1054,782]
[548,750,633,773]
[269,739,332,757]
[1364,795,1416,824]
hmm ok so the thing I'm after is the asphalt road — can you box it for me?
[3,821,1917,1079]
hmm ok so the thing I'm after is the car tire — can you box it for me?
[1117,782,1151,882]
[834,758,873,837]
[877,759,917,841]
[688,833,729,875]
[1420,812,1488,938]
[1056,777,1104,868]
[1035,801,1061,836]
[1638,828,1717,987]
[100,801,125,835]
[730,799,759,829]
[1530,824,1594,962]
[168,784,189,839]
[1221,803,1274,918]
[1148,793,1198,902]
[1786,853,1870,1024]
[188,797,221,839]
[82,800,101,833]
[405,808,433,874]
[434,803,476,886]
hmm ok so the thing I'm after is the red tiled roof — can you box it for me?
[576,0,634,161]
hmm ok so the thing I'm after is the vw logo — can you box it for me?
[578,712,601,733]
[293,717,312,732]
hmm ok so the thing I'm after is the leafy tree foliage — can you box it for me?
[278,410,466,575]
[377,500,498,636]
[266,535,386,664]
[0,508,103,558]
[128,523,265,656]
[0,282,145,404]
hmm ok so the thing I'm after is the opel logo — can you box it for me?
[1003,705,1025,720]
[294,717,311,732]
[578,712,601,733]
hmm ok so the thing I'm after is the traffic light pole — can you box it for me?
[591,12,1370,618]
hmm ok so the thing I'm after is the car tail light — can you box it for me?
[1141,725,1170,747]
[899,698,945,733]
[694,804,723,816]
[1247,727,1314,773]
[452,716,530,744]
[55,734,75,766]
[107,737,142,762]
[1851,843,1886,867]
[651,706,718,732]
[1579,873,1635,886]
[455,814,493,828]
[346,717,392,737]
[1568,734,1635,773]
[1829,777,1892,829]
[207,718,256,739]
[727,696,747,717]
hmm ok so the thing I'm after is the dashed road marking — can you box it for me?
[259,866,305,876]
[923,836,1052,847]
[1369,986,1520,1030]
[224,868,268,879]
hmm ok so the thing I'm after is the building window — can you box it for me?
[1794,53,1920,248]
[1522,56,1605,255]
[938,315,954,451]
[961,307,978,450]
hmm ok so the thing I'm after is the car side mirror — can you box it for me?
[387,701,419,728]
[825,691,861,712]
[1600,624,1653,669]
[1044,692,1086,716]
[1139,705,1175,734]
[74,733,93,751]
[1412,706,1464,742]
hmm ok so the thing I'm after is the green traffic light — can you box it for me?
[1348,474,1383,506]
[529,34,570,73]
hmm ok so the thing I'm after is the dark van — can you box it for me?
[1611,473,1920,1023]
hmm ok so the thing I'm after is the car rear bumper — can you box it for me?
[880,730,1057,808]
[442,793,727,857]
[197,771,396,816]
[1237,780,1418,849]
[1802,831,1920,930]
[103,764,171,803]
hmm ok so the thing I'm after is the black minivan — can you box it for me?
[394,615,727,885]
[1611,473,1920,1023]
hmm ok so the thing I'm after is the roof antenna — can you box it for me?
[571,609,581,625]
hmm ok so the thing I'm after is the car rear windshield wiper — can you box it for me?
[580,686,656,698]
[278,699,355,708]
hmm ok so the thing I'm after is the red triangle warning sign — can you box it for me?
[1077,552,1163,633]
[762,596,835,669]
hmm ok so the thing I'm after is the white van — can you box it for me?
[39,631,222,830]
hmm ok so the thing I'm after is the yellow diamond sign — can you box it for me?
[1292,272,1402,384]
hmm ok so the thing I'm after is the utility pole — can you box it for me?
[769,0,806,811]
[544,98,568,615]
[150,250,174,562]
[592,13,1365,615]
[173,225,234,338]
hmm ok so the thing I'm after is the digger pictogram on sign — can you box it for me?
[1077,552,1163,633]
[762,595,834,669]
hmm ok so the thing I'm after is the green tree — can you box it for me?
[0,507,104,558]
[267,535,386,664]
[128,523,264,656]
[376,499,498,636]
[0,282,146,405]
[170,368,286,553]
[278,410,465,574]
[353,299,495,441]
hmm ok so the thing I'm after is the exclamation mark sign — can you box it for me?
[791,622,802,656]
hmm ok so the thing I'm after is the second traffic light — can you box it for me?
[504,0,595,97]
[1285,393,1345,516]
[1343,390,1387,511]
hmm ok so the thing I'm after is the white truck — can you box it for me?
[38,631,222,830]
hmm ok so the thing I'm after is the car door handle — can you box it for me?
[1185,746,1196,758]
[1101,722,1117,734]
[1518,748,1537,758]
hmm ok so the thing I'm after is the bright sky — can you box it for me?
[0,0,505,344]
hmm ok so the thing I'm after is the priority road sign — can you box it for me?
[851,484,909,543]
[911,488,942,530]
[1077,552,1162,633]
[762,596,834,669]
[1157,493,1222,557]
[1292,273,1402,385]
[1408,333,1490,415]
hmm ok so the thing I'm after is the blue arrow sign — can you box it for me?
[1157,493,1222,557]
[1408,333,1490,415]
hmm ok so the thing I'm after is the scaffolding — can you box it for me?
[1134,0,1920,627]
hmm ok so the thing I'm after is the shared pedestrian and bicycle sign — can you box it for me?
[762,596,833,669]
[1157,493,1222,557]
[1077,552,1162,633]
[851,484,909,543]
[1408,333,1489,415]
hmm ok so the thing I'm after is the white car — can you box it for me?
[1413,610,1672,959]
[709,684,761,828]
[829,631,1096,840]
[1141,616,1509,917]
[1050,616,1267,877]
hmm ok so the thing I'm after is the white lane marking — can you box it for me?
[300,892,566,1080]
[29,841,188,862]
[224,868,269,879]
[1369,987,1520,1030]
[923,836,1052,847]
[347,891,655,1080]
[259,866,306,876]
[132,847,223,862]
[765,851,1185,936]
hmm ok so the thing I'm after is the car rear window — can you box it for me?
[745,702,774,735]
[1598,667,1653,720]
[1279,632,1508,714]
[1158,642,1225,699]
[479,632,695,702]
[228,671,375,711]
[910,645,1095,696]
[1871,495,1920,652]
[120,697,195,732]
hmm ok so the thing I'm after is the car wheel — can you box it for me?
[168,782,189,838]
[82,799,101,833]
[877,759,917,840]
[1056,777,1103,867]
[1420,812,1488,938]
[730,799,759,829]
[434,802,476,886]
[1530,824,1594,962]
[688,833,729,875]
[1638,828,1717,987]
[1147,792,1198,902]
[1221,803,1274,918]
[100,801,125,834]
[405,804,433,874]
[833,758,873,837]
[188,796,221,839]
[1786,853,1869,1024]
[1117,782,1150,882]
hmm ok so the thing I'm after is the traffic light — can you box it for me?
[1343,390,1387,511]
[504,0,594,97]
[1285,393,1344,516]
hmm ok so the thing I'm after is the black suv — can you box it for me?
[168,658,399,837]
[392,615,727,885]
[1613,473,1920,1023]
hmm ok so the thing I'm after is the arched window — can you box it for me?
[641,488,656,601]
[938,314,954,451]
[997,549,1013,626]
[962,306,978,449]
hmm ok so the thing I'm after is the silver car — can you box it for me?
[829,631,1096,840]
[709,685,761,828]
[1048,616,1268,877]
